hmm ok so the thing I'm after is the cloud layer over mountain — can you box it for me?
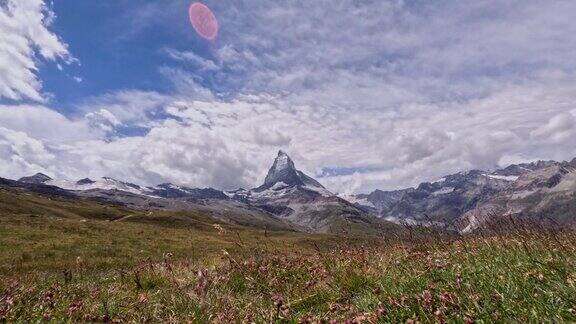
[0,0,575,193]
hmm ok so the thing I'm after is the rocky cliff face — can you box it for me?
[350,159,576,232]
[456,160,576,233]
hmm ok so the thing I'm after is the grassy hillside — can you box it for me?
[0,188,370,273]
[0,188,575,322]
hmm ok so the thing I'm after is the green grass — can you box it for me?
[1,188,575,322]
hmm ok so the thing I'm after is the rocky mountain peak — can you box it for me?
[255,150,330,196]
[18,173,53,184]
[260,151,300,188]
[76,178,95,185]
[270,150,296,172]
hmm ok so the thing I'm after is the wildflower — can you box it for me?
[439,291,456,306]
[329,303,340,312]
[456,272,463,288]
[67,301,83,316]
[305,280,316,288]
[280,305,290,318]
[195,269,210,296]
[42,290,56,309]
[434,309,446,324]
[137,293,148,304]
[376,302,387,317]
[421,290,433,310]
[272,294,289,318]
[351,313,377,323]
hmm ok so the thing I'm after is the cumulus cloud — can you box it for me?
[0,0,71,101]
[0,126,56,177]
[77,90,170,127]
[85,109,122,135]
[0,105,95,142]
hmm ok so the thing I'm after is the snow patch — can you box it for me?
[47,178,152,196]
[271,181,289,190]
[274,152,291,171]
[510,190,537,200]
[487,174,519,181]
[432,187,454,196]
[302,184,333,197]
[384,216,443,228]
[345,197,375,208]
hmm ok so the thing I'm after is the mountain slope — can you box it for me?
[349,159,576,232]
[457,159,576,233]
[230,151,397,234]
[4,176,298,232]
[17,173,53,184]
[351,170,514,224]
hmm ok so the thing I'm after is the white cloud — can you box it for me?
[77,90,170,127]
[0,0,71,101]
[163,48,220,72]
[0,126,56,177]
[85,109,122,134]
[2,80,576,194]
[0,105,95,142]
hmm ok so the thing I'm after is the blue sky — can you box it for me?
[40,1,211,109]
[1,0,576,193]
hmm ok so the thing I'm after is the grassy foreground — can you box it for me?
[1,189,575,322]
[2,229,575,322]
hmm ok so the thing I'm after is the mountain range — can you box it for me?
[348,158,576,232]
[5,151,576,234]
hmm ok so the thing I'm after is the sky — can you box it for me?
[1,0,576,194]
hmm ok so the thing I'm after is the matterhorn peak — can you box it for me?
[259,150,298,188]
[271,150,296,171]
[255,151,331,196]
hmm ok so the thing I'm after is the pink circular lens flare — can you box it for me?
[189,2,219,41]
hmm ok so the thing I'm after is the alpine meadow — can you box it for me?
[1,0,576,322]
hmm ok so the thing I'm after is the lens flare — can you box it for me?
[189,2,219,41]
